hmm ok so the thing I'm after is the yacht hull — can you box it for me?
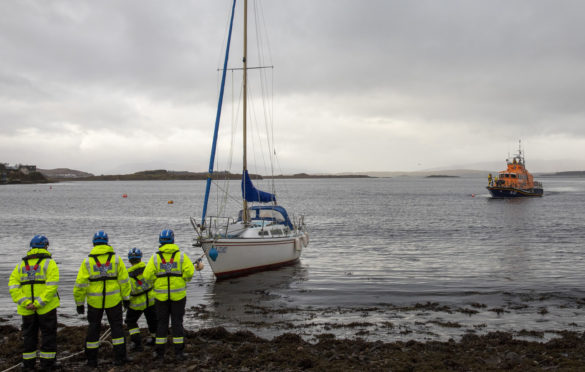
[201,233,306,280]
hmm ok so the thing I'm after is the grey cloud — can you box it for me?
[1,0,584,173]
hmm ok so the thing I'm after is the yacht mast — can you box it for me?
[242,0,249,222]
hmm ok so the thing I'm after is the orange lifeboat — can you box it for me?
[486,141,543,198]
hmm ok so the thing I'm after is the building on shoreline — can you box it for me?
[0,163,46,184]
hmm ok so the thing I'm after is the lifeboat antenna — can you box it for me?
[518,139,522,154]
[517,139,524,165]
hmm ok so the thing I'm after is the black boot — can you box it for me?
[114,344,132,366]
[22,359,36,370]
[85,347,98,368]
[174,343,185,361]
[153,345,165,361]
[131,341,143,352]
[40,358,56,371]
[130,333,143,351]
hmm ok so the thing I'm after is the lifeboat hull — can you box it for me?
[487,186,543,198]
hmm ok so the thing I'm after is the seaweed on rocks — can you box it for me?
[2,325,585,371]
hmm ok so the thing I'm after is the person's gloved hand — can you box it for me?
[123,300,130,310]
[76,305,85,315]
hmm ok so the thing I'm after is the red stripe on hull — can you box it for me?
[214,257,299,280]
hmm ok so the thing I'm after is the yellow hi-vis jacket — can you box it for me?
[128,261,155,311]
[143,244,194,301]
[73,245,131,309]
[9,248,60,316]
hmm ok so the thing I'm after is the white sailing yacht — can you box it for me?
[192,0,309,280]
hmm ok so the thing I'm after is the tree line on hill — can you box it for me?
[0,163,48,184]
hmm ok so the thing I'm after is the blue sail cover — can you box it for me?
[244,205,293,229]
[242,170,276,203]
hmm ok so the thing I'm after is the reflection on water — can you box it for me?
[204,265,308,333]
[2,178,585,341]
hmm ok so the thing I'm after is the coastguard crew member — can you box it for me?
[125,247,157,351]
[73,230,131,367]
[144,229,194,361]
[9,235,60,370]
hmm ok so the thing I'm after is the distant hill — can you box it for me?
[267,173,370,179]
[60,169,270,181]
[540,171,585,177]
[39,168,94,179]
[45,169,373,181]
[70,169,212,181]
[334,169,492,178]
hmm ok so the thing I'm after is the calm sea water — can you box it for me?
[1,177,585,341]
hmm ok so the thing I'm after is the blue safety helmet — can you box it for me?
[93,230,109,245]
[159,229,174,244]
[30,235,49,249]
[128,248,142,260]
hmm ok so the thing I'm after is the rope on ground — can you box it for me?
[0,326,113,372]
[58,327,112,362]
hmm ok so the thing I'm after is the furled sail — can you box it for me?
[242,170,276,203]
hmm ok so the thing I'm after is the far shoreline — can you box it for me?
[45,170,374,183]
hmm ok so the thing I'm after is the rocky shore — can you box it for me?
[2,322,585,371]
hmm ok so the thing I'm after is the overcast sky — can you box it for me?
[1,0,584,175]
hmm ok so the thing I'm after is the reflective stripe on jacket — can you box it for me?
[143,244,194,301]
[8,248,60,316]
[128,261,155,310]
[73,245,131,309]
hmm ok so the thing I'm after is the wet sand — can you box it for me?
[2,321,585,371]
